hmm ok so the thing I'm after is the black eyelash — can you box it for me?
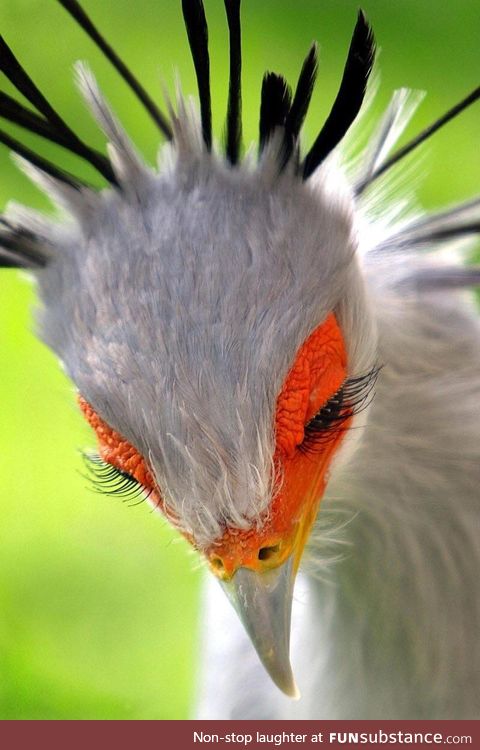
[300,365,381,453]
[81,452,151,506]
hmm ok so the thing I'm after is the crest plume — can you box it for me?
[224,0,243,165]
[181,0,212,151]
[302,10,375,179]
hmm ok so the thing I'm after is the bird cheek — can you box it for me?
[276,446,335,573]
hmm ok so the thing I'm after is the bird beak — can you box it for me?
[219,555,300,698]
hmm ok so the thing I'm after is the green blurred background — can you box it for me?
[0,0,478,720]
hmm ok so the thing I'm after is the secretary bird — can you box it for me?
[1,0,479,719]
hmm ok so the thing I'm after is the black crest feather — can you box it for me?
[224,0,242,165]
[0,241,47,268]
[0,219,49,269]
[281,42,318,168]
[0,36,116,185]
[0,36,68,131]
[259,73,292,153]
[56,0,172,140]
[302,10,375,180]
[0,126,85,189]
[356,85,480,194]
[0,255,20,268]
[182,0,212,151]
[0,91,68,146]
[286,43,318,142]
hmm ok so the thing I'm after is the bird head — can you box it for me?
[0,0,379,696]
[70,138,378,695]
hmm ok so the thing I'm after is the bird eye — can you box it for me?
[301,366,380,452]
[306,389,345,431]
[82,452,151,505]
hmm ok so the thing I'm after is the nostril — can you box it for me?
[258,544,280,561]
[211,557,225,571]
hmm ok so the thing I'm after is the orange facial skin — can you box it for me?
[79,398,162,509]
[79,313,349,580]
[206,312,350,579]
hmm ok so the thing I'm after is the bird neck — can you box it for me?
[303,293,480,718]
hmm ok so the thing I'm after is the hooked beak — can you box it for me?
[219,555,300,699]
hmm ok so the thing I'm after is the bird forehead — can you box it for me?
[56,160,355,418]
[82,159,354,292]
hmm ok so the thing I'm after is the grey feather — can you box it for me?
[74,62,149,191]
